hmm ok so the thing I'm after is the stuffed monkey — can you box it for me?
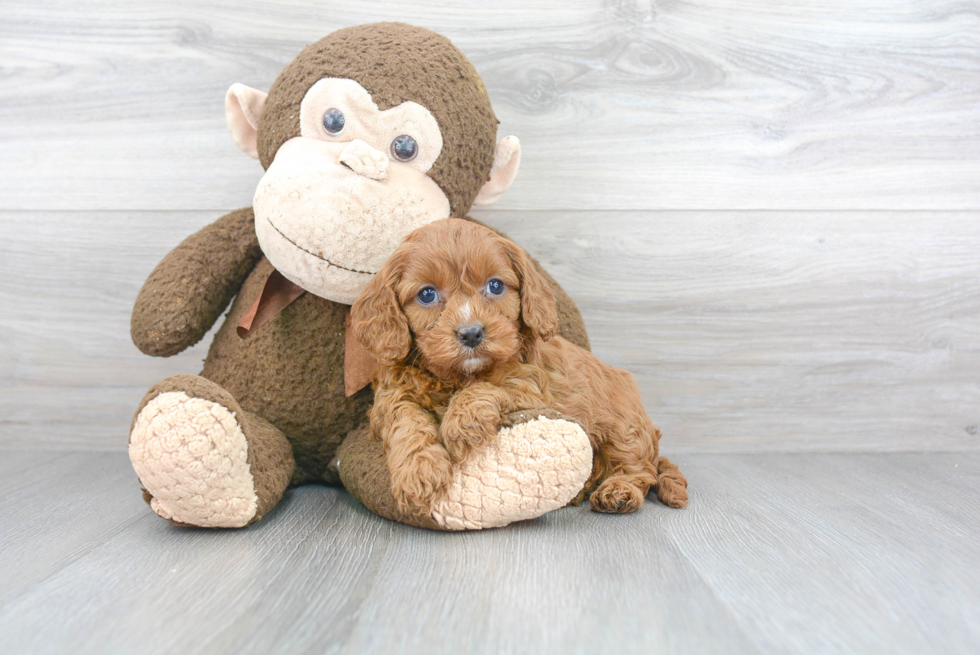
[128,23,593,531]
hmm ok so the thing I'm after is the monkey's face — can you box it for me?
[225,23,523,306]
[252,79,451,304]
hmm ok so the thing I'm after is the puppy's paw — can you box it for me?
[657,475,689,508]
[390,445,455,515]
[440,395,502,463]
[655,456,689,508]
[590,477,646,514]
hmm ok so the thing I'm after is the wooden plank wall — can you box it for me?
[1,0,978,451]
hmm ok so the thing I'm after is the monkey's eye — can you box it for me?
[417,286,438,305]
[322,108,345,135]
[391,135,418,162]
[485,278,505,296]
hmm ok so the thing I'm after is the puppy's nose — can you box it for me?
[456,324,484,348]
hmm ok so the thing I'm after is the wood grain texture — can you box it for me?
[669,452,980,654]
[2,210,977,452]
[0,451,977,654]
[0,0,977,211]
[0,212,220,449]
[494,210,980,453]
[0,451,148,601]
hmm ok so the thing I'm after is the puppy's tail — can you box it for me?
[655,456,688,508]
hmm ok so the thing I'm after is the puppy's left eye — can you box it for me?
[485,278,505,296]
[417,286,438,305]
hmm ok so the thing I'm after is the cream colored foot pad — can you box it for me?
[129,392,257,528]
[431,417,592,531]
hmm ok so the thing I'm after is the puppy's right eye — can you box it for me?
[417,286,438,305]
[485,278,505,296]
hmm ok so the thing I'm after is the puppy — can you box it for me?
[351,219,688,515]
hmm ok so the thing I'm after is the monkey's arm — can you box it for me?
[131,207,263,357]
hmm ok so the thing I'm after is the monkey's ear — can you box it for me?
[225,83,268,159]
[472,136,521,206]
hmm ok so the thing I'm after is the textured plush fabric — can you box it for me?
[299,79,445,174]
[431,414,592,530]
[131,391,258,527]
[130,374,295,527]
[200,256,373,485]
[131,208,262,358]
[257,22,498,217]
[253,137,451,304]
[337,410,591,530]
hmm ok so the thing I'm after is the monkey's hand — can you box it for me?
[131,208,262,357]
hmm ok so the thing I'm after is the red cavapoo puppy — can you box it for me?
[351,219,688,516]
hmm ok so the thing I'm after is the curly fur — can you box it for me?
[351,219,688,515]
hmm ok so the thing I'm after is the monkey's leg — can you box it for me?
[337,409,592,531]
[129,374,294,528]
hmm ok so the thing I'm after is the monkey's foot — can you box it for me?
[129,375,294,529]
[430,410,592,531]
[130,391,258,528]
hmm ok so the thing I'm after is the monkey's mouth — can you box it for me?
[266,217,377,276]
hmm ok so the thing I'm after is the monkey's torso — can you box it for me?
[201,255,371,485]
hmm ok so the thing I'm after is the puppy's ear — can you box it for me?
[351,250,411,366]
[499,237,560,342]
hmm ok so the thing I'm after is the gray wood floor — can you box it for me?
[1,450,977,655]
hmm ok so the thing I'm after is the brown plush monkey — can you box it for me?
[128,23,593,530]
